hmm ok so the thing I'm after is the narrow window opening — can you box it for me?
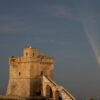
[33,53,34,56]
[26,52,28,56]
[19,72,21,76]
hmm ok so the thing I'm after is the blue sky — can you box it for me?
[0,0,100,99]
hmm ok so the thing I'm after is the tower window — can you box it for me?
[26,52,28,56]
[19,72,21,76]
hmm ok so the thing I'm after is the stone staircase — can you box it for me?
[42,75,76,100]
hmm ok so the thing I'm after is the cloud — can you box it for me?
[52,6,77,20]
[31,4,77,20]
[78,3,100,65]
[0,14,32,34]
[54,6,71,17]
[0,5,78,34]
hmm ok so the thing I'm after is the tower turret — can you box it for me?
[23,47,38,58]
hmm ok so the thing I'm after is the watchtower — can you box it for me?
[6,47,54,97]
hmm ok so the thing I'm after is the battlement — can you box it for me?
[9,55,54,64]
[8,47,54,79]
[9,47,54,65]
[9,56,38,63]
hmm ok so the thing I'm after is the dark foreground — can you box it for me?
[0,96,53,100]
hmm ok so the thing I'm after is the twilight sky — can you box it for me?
[0,0,100,99]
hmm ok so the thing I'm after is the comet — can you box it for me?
[79,12,100,65]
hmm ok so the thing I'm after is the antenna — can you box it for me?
[24,40,28,47]
[24,40,32,48]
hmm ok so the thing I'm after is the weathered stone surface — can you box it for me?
[7,48,54,97]
[7,79,30,96]
[6,47,76,100]
[42,75,76,100]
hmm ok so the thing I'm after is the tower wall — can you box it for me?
[7,79,30,97]
[6,47,54,97]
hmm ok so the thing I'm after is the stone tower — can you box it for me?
[6,47,54,97]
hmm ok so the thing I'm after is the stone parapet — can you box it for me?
[9,56,54,64]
